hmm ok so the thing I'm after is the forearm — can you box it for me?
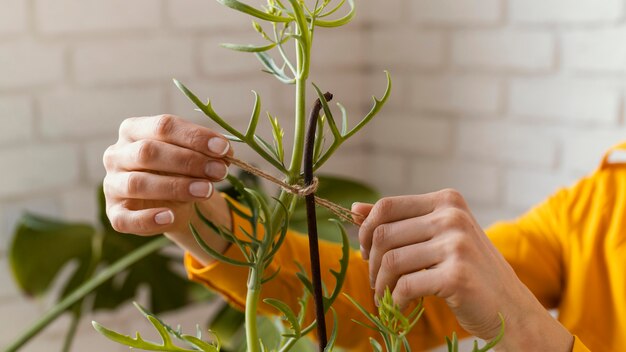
[165,194,232,266]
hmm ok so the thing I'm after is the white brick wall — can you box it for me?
[452,30,554,71]
[2,0,626,350]
[34,0,161,34]
[510,0,624,23]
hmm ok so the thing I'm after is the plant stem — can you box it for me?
[4,237,169,352]
[245,270,262,352]
[304,92,333,351]
[61,310,81,352]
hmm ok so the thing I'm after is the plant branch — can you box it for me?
[5,237,170,352]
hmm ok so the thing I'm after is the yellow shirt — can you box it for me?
[186,144,626,351]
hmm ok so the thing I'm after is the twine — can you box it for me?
[224,155,364,225]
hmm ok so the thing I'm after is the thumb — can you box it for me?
[351,202,374,225]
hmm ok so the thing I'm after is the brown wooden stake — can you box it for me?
[304,91,333,351]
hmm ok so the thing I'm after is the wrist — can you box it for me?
[495,304,573,352]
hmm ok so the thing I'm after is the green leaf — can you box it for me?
[9,214,94,298]
[216,0,291,23]
[221,42,278,53]
[255,52,294,84]
[263,298,301,338]
[290,175,379,245]
[314,0,355,27]
[9,187,199,315]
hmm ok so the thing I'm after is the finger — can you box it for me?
[107,140,229,181]
[352,202,373,225]
[374,241,442,301]
[368,214,438,284]
[392,268,443,310]
[119,115,232,158]
[107,204,175,236]
[104,171,215,202]
[359,189,467,257]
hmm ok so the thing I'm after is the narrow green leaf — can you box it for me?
[311,83,341,140]
[189,223,251,267]
[263,298,301,338]
[221,42,278,53]
[245,91,262,139]
[314,0,355,27]
[344,70,392,139]
[217,0,291,23]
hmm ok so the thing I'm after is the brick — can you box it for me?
[410,158,500,205]
[35,0,160,34]
[370,115,453,156]
[0,41,64,89]
[453,30,554,71]
[0,259,23,300]
[561,128,626,175]
[360,0,405,24]
[505,169,575,210]
[169,77,281,128]
[0,145,80,199]
[73,38,194,85]
[510,77,620,125]
[0,96,33,145]
[410,0,501,25]
[61,187,99,224]
[510,0,623,23]
[0,0,27,34]
[366,152,410,196]
[40,87,164,138]
[563,26,626,73]
[410,75,501,114]
[311,29,365,70]
[457,121,557,168]
[0,297,44,347]
[167,0,250,29]
[369,29,444,69]
[85,138,115,184]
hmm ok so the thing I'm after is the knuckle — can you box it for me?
[395,276,413,298]
[154,114,177,138]
[372,224,389,248]
[135,140,157,165]
[438,207,469,230]
[381,250,399,272]
[374,197,394,218]
[119,117,136,136]
[108,213,127,233]
[102,145,116,170]
[125,172,144,197]
[185,127,204,150]
[438,188,466,208]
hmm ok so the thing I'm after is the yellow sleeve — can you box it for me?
[572,336,591,352]
[184,197,459,350]
[485,187,570,309]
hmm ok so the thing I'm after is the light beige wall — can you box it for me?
[1,0,626,350]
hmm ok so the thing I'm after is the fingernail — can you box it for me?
[352,202,361,211]
[370,277,375,289]
[155,210,174,225]
[208,137,230,156]
[205,161,228,180]
[189,182,213,198]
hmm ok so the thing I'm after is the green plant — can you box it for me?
[5,188,203,352]
[348,289,505,352]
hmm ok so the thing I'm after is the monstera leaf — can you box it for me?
[9,187,200,316]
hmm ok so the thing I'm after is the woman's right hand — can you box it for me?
[103,114,234,263]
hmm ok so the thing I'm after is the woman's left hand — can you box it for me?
[354,189,573,351]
